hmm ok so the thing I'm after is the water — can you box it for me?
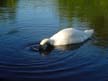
[0,0,108,81]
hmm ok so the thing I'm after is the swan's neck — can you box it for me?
[49,39,54,45]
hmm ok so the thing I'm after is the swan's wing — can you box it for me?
[50,28,88,45]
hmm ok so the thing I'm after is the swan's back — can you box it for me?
[50,28,94,45]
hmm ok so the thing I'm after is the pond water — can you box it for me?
[0,0,108,81]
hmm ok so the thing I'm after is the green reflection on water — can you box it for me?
[0,0,18,21]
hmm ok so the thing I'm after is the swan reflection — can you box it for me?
[36,42,85,56]
[39,43,84,56]
[30,39,89,56]
[54,43,83,51]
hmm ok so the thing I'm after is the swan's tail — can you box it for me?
[84,29,94,37]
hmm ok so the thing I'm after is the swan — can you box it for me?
[40,28,94,49]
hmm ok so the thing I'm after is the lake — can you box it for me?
[0,0,108,81]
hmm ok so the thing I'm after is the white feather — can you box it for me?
[40,28,94,46]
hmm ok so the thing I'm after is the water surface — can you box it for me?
[0,0,108,81]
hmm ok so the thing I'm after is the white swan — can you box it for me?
[40,28,94,49]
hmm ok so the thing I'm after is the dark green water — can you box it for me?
[0,0,108,81]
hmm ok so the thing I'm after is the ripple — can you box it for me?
[0,47,100,76]
[0,39,106,80]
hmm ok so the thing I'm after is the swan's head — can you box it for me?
[40,38,50,45]
[39,38,52,51]
[39,38,54,55]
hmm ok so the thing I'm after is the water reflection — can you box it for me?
[31,40,88,56]
[0,0,108,80]
[0,0,18,21]
[55,43,84,51]
[91,15,108,47]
